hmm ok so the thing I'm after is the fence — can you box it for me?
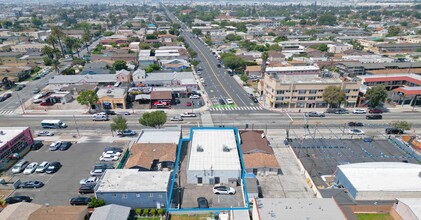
[116,149,130,169]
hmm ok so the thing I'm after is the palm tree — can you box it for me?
[64,37,76,59]
[261,51,269,74]
[45,35,60,59]
[73,38,82,58]
[82,28,91,54]
[51,26,66,58]
[41,46,55,59]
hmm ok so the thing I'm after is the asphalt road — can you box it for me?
[165,8,259,110]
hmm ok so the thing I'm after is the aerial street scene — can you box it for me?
[1,0,421,219]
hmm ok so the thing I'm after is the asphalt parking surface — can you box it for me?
[9,142,117,205]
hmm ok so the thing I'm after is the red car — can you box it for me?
[40,102,55,106]
[185,102,192,106]
[368,109,383,114]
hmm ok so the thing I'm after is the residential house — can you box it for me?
[160,59,190,71]
[115,69,131,83]
[48,74,116,85]
[0,66,32,82]
[89,204,131,220]
[125,143,177,171]
[17,53,44,65]
[245,65,261,77]
[95,169,171,208]
[0,52,24,64]
[132,69,146,85]
[97,87,127,109]
[11,43,47,53]
[28,206,88,220]
[0,202,42,220]
[327,44,353,54]
[240,130,280,176]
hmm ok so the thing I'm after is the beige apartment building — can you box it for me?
[261,74,361,109]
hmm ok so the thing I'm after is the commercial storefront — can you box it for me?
[0,127,34,171]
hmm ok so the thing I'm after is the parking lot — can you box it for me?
[8,141,123,205]
[170,141,245,209]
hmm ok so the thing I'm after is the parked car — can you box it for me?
[31,140,43,150]
[348,129,365,135]
[104,147,123,153]
[15,85,25,91]
[99,155,119,161]
[117,111,131,115]
[226,99,234,104]
[35,161,49,173]
[49,141,62,151]
[217,64,221,68]
[40,101,54,106]
[117,129,137,137]
[102,150,121,157]
[90,168,106,176]
[185,101,192,107]
[45,161,62,174]
[70,197,91,206]
[12,160,29,174]
[170,116,183,121]
[369,108,383,114]
[334,109,349,114]
[180,112,196,117]
[189,95,200,99]
[0,93,11,102]
[352,109,367,114]
[218,99,226,105]
[59,141,72,151]
[19,181,44,188]
[79,185,95,194]
[79,177,99,186]
[5,196,32,204]
[213,184,236,195]
[37,131,54,136]
[174,98,181,104]
[251,97,259,103]
[385,128,404,134]
[348,122,364,127]
[197,197,209,208]
[305,112,325,117]
[102,110,116,115]
[94,163,114,170]
[33,88,40,94]
[366,114,382,120]
[23,162,38,174]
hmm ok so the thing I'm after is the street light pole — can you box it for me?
[73,115,80,137]
[16,92,25,114]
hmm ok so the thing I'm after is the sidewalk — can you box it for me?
[261,104,419,114]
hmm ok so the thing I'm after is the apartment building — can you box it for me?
[261,74,360,109]
[265,66,320,76]
[11,43,47,53]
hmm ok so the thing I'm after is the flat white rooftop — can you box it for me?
[137,127,181,144]
[96,169,171,193]
[337,162,421,191]
[188,129,241,171]
[0,127,28,148]
[266,66,320,72]
[395,198,421,219]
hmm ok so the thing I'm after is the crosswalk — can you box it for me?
[0,110,16,115]
[209,106,264,112]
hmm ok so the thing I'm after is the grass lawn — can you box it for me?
[137,217,160,220]
[170,214,211,220]
[356,213,393,220]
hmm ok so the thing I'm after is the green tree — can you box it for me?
[191,60,200,66]
[192,28,202,36]
[274,36,288,42]
[82,28,91,54]
[64,37,77,59]
[112,60,128,71]
[51,26,66,58]
[386,26,400,37]
[139,111,167,129]
[221,53,246,72]
[317,44,328,52]
[76,90,98,111]
[146,34,157,40]
[103,31,114,36]
[41,46,55,59]
[88,197,105,208]
[392,121,412,131]
[110,115,128,132]
[61,68,75,75]
[317,13,337,26]
[323,86,345,108]
[366,85,387,108]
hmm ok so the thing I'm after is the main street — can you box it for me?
[165,7,260,111]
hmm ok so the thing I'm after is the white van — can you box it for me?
[12,160,29,174]
[92,113,109,121]
[114,82,121,87]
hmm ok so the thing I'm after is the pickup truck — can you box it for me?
[180,112,196,117]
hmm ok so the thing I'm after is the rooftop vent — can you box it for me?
[196,145,204,152]
[223,145,230,152]
[0,130,4,135]
[107,89,112,94]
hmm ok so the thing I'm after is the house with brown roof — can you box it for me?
[246,65,261,77]
[28,206,88,220]
[240,130,280,176]
[125,143,177,171]
[0,202,42,220]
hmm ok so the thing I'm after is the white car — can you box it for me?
[200,78,205,83]
[226,99,234,104]
[49,141,62,151]
[352,109,367,114]
[213,184,236,195]
[90,169,106,176]
[37,131,54,136]
[170,116,183,121]
[180,112,196,117]
[99,155,119,161]
[348,129,365,135]
[79,177,99,185]
[102,151,121,157]
[35,161,49,173]
[189,95,200,99]
[23,162,38,174]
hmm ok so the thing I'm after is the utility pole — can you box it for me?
[16,92,25,114]
[73,115,80,137]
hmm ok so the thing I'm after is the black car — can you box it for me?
[79,185,95,194]
[0,93,11,102]
[45,161,62,174]
[175,98,181,104]
[366,114,382,120]
[31,140,43,150]
[251,97,259,103]
[19,181,44,188]
[5,196,32,204]
[348,122,364,127]
[217,64,221,68]
[197,197,209,208]
[15,85,25,91]
[218,99,226,105]
[104,146,123,153]
[59,141,72,151]
[94,163,114,170]
[70,197,91,206]
[103,110,116,115]
[385,128,404,134]
[334,109,349,114]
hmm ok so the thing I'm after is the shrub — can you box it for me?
[142,208,149,216]
[149,209,156,216]
[157,209,164,216]
[135,209,141,216]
